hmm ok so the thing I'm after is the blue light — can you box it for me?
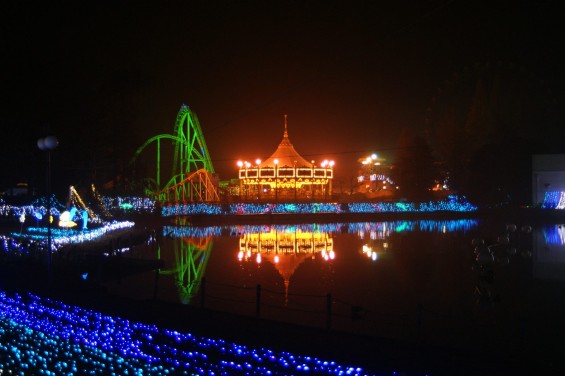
[0,291,376,375]
[158,195,476,216]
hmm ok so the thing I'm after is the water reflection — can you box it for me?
[155,218,565,317]
[160,226,215,304]
[534,223,565,280]
[471,224,526,310]
[237,225,335,304]
[157,219,481,309]
[348,219,479,235]
[353,219,478,262]
[97,217,565,372]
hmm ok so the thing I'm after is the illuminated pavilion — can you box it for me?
[237,115,334,201]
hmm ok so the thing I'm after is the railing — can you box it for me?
[150,276,519,353]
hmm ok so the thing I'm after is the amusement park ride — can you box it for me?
[131,104,336,204]
[131,104,220,203]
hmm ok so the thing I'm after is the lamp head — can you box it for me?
[38,136,58,151]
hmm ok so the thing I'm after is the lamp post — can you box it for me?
[245,161,251,200]
[293,160,297,201]
[274,159,279,202]
[328,160,335,199]
[237,161,244,200]
[321,160,327,200]
[255,159,261,201]
[37,135,58,286]
[311,160,316,201]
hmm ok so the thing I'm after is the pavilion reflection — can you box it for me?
[237,225,335,303]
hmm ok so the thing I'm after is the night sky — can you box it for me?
[2,1,563,196]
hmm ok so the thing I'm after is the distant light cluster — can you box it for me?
[0,291,375,375]
[160,196,476,216]
[161,202,223,217]
[2,221,135,254]
[0,196,64,218]
[348,196,476,213]
[228,202,343,215]
[1,195,156,220]
[0,235,26,255]
[101,196,157,214]
[2,195,476,220]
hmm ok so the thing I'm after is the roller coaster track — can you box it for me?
[131,104,219,202]
[152,168,219,203]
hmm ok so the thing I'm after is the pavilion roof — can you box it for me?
[260,115,313,169]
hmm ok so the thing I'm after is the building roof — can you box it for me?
[260,115,313,169]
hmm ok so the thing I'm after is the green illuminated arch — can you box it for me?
[132,104,215,195]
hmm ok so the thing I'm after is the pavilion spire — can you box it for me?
[284,114,288,138]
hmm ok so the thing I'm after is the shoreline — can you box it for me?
[155,207,565,227]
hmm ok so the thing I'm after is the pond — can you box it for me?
[98,217,565,370]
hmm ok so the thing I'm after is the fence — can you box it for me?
[149,276,521,352]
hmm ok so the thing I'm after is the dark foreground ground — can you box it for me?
[1,253,540,376]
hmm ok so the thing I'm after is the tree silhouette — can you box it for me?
[426,62,560,207]
[392,128,437,201]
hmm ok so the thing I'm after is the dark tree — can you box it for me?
[466,132,544,208]
[392,128,437,201]
[427,62,561,207]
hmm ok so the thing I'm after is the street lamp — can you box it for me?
[293,160,298,201]
[311,160,316,200]
[320,159,335,200]
[37,135,58,285]
[245,161,251,200]
[255,159,261,200]
[237,160,244,200]
[328,160,335,199]
[274,159,279,202]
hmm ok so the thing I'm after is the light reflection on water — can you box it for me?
[103,218,565,356]
[534,223,565,281]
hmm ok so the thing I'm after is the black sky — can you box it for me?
[1,0,563,194]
